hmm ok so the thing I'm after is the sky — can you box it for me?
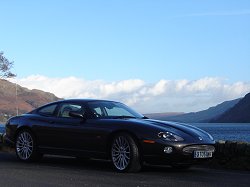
[1,0,250,113]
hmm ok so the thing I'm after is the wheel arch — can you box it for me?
[14,126,37,143]
[14,125,43,161]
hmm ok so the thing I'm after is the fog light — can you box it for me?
[164,146,173,154]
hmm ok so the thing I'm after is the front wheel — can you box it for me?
[15,130,42,162]
[111,133,141,172]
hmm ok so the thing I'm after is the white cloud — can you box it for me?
[10,75,250,113]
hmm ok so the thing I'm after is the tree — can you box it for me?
[0,51,16,78]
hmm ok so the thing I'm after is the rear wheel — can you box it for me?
[111,133,141,172]
[15,130,42,162]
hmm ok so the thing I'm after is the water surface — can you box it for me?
[192,123,250,142]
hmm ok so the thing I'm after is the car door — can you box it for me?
[33,103,84,150]
[45,103,87,150]
[34,102,108,156]
[52,103,109,154]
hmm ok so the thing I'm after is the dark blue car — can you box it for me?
[4,99,215,172]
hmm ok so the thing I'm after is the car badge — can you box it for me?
[198,137,203,141]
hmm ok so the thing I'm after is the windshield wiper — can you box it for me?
[113,116,136,119]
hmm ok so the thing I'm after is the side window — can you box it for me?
[58,103,84,118]
[38,104,57,116]
[91,107,102,117]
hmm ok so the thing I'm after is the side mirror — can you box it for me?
[69,111,85,119]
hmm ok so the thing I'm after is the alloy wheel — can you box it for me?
[16,131,34,160]
[111,136,131,171]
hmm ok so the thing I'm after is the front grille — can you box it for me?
[183,145,215,153]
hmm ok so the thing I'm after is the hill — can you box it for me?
[147,98,241,123]
[211,92,250,123]
[0,79,61,122]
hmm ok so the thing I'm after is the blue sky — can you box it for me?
[1,0,250,112]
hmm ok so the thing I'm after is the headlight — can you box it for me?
[158,132,184,142]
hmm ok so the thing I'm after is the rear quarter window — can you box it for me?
[37,104,57,116]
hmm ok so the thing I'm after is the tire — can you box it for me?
[15,130,42,162]
[111,133,141,172]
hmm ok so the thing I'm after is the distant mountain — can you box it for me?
[0,79,61,122]
[211,92,250,123]
[147,98,241,123]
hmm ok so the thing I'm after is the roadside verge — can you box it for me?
[208,140,250,170]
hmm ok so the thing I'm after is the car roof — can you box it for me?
[43,99,118,106]
[29,99,119,113]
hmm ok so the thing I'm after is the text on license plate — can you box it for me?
[194,151,213,158]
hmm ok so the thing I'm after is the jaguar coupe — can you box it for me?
[4,99,215,172]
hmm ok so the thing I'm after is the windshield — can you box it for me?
[87,101,144,119]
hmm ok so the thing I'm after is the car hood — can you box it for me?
[93,118,214,143]
[128,118,214,143]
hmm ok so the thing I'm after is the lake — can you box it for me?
[191,123,250,143]
[0,123,250,142]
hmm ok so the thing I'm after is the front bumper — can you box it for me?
[141,139,215,165]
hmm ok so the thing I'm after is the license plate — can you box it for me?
[194,151,213,158]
